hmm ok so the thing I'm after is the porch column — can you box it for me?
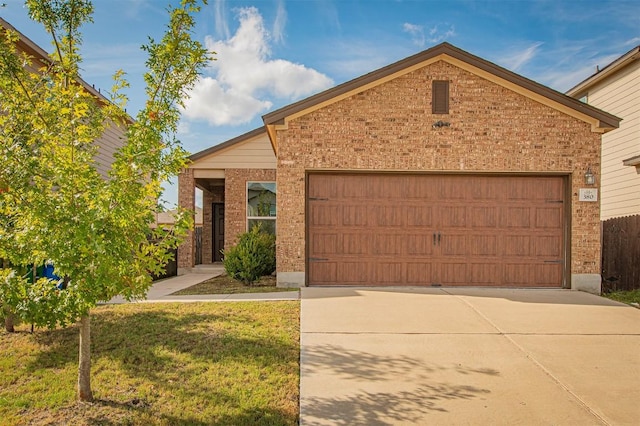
[177,168,195,274]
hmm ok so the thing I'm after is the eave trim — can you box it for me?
[262,42,621,132]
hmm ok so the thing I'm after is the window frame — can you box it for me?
[246,181,277,234]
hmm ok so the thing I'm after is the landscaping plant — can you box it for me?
[0,0,210,401]
[223,224,276,285]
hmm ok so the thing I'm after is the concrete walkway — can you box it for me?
[106,272,299,303]
[300,287,640,425]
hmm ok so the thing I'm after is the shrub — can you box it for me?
[223,224,276,285]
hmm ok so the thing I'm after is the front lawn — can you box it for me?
[172,274,298,295]
[0,302,299,425]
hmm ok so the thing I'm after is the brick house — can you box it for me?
[178,42,620,293]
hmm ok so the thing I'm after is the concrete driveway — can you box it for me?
[300,288,640,425]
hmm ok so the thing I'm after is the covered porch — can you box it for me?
[176,128,277,275]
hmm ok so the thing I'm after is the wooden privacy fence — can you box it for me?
[151,247,178,281]
[601,214,640,292]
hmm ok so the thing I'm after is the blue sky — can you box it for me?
[2,0,639,205]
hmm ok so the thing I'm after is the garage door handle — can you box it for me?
[438,232,441,244]
[309,257,328,262]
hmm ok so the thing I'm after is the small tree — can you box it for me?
[0,0,211,401]
[223,225,276,285]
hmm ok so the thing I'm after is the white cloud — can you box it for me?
[272,0,287,44]
[183,77,272,126]
[404,23,455,48]
[540,53,620,92]
[403,23,425,47]
[213,0,230,40]
[625,37,640,46]
[182,7,333,126]
[426,24,455,44]
[499,42,544,72]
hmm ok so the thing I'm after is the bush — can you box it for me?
[223,224,276,285]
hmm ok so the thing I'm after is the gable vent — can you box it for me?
[432,80,449,114]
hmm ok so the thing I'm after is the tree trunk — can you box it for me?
[4,312,14,333]
[77,314,93,402]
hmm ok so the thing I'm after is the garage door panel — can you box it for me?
[440,177,474,200]
[309,204,341,226]
[440,263,469,285]
[440,206,467,227]
[502,207,532,228]
[470,206,498,228]
[404,177,439,200]
[469,263,499,285]
[406,205,434,226]
[471,178,504,200]
[504,263,535,285]
[503,235,532,256]
[375,205,405,226]
[342,175,374,198]
[308,174,565,287]
[507,179,538,200]
[310,233,338,255]
[374,234,405,255]
[338,261,371,284]
[308,262,337,285]
[535,207,563,228]
[406,262,434,284]
[375,262,405,284]
[535,264,563,286]
[342,205,369,226]
[407,234,435,256]
[308,174,342,199]
[373,176,407,199]
[342,233,370,255]
[533,236,563,257]
[441,234,468,256]
[469,235,498,256]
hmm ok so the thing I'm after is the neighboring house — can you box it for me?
[179,42,620,293]
[0,18,128,178]
[567,45,640,220]
[153,207,203,229]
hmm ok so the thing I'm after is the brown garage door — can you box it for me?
[307,173,566,287]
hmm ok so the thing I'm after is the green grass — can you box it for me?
[602,289,640,305]
[0,302,300,425]
[172,275,298,296]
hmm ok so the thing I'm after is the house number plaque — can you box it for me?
[579,188,598,202]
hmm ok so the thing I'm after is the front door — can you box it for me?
[212,203,225,262]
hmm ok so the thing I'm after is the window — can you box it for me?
[432,80,449,114]
[247,181,276,235]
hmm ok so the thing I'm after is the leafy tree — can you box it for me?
[0,0,211,401]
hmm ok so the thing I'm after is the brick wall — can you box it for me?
[177,168,195,271]
[276,60,601,279]
[224,168,277,250]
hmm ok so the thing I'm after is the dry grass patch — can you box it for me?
[0,302,299,425]
[172,275,298,296]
